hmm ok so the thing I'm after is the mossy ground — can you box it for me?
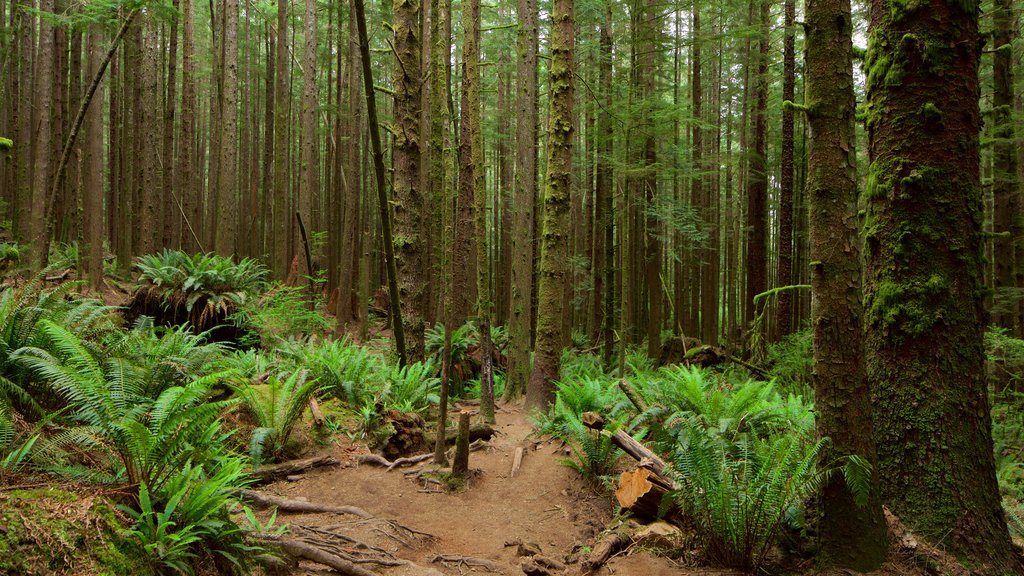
[0,487,151,576]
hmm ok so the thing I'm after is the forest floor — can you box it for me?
[260,401,711,576]
[254,401,954,576]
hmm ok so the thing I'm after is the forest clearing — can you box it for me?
[4,0,1024,573]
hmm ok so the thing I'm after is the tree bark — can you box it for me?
[393,0,426,361]
[299,0,317,275]
[744,0,769,350]
[805,0,887,566]
[992,0,1019,332]
[505,0,538,400]
[525,0,574,412]
[273,0,290,277]
[216,0,239,255]
[864,0,1017,568]
[82,24,105,290]
[776,0,795,340]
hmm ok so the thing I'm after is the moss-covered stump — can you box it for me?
[0,488,151,576]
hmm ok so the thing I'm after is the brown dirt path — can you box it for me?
[259,400,694,575]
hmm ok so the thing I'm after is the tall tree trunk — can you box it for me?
[217,0,238,255]
[82,24,105,290]
[179,0,198,250]
[29,0,55,269]
[453,0,479,329]
[805,0,887,566]
[273,0,290,276]
[354,0,407,365]
[597,8,614,367]
[162,1,178,249]
[505,0,538,400]
[744,0,769,353]
[394,0,426,361]
[993,0,1019,332]
[777,0,795,339]
[299,0,317,276]
[864,0,1017,568]
[526,0,574,411]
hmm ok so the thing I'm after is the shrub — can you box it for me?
[234,370,319,465]
[229,283,331,348]
[766,328,813,398]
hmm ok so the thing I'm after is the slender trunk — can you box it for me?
[993,0,1019,332]
[216,0,238,255]
[353,0,407,365]
[82,24,105,289]
[299,0,317,276]
[273,0,290,276]
[744,0,769,353]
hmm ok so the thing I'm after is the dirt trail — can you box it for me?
[260,401,691,575]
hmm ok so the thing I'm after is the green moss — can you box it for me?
[867,274,950,337]
[918,102,943,122]
[0,489,152,576]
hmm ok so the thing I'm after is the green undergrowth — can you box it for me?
[0,488,152,576]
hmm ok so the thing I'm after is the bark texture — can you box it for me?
[526,0,574,412]
[864,0,1016,569]
[805,0,887,566]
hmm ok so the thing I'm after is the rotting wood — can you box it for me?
[308,397,325,426]
[617,378,649,412]
[239,489,373,518]
[452,411,471,478]
[510,446,525,477]
[583,527,632,572]
[250,454,339,484]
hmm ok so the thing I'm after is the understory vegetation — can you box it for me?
[1,250,1023,574]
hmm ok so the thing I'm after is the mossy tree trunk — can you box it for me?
[776,0,795,341]
[394,0,426,362]
[744,0,768,351]
[505,0,538,400]
[526,0,574,412]
[273,0,290,277]
[864,0,1017,569]
[453,0,479,330]
[804,0,887,567]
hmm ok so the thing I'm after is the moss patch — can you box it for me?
[0,488,151,576]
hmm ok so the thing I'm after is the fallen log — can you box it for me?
[431,553,500,572]
[308,397,325,426]
[250,454,339,484]
[581,412,673,483]
[424,422,495,446]
[239,489,373,518]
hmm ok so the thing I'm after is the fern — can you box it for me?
[234,370,319,464]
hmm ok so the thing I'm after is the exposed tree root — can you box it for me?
[239,489,373,518]
[431,553,501,572]
[250,454,340,484]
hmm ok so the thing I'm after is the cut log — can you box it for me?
[424,422,495,446]
[510,446,525,477]
[308,397,325,426]
[617,379,649,413]
[616,468,671,520]
[250,454,339,484]
[580,416,674,486]
[239,489,373,518]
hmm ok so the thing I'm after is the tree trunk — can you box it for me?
[299,0,317,276]
[805,0,887,566]
[505,0,538,400]
[393,0,426,361]
[776,0,795,340]
[216,0,238,255]
[526,0,574,412]
[273,0,290,277]
[29,0,56,269]
[864,0,1017,568]
[82,24,105,290]
[992,0,1019,332]
[744,0,768,352]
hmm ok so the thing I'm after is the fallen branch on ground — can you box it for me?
[431,554,500,572]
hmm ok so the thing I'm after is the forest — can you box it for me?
[2,0,1024,573]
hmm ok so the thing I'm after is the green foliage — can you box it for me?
[112,324,229,398]
[0,242,20,275]
[538,376,626,482]
[0,137,12,151]
[298,337,385,408]
[229,283,331,348]
[14,321,239,491]
[668,428,829,571]
[766,328,813,398]
[555,409,621,482]
[123,458,260,575]
[379,360,440,413]
[133,250,269,331]
[986,325,1024,393]
[425,323,475,397]
[234,370,319,465]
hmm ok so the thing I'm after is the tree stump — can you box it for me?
[452,411,471,478]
